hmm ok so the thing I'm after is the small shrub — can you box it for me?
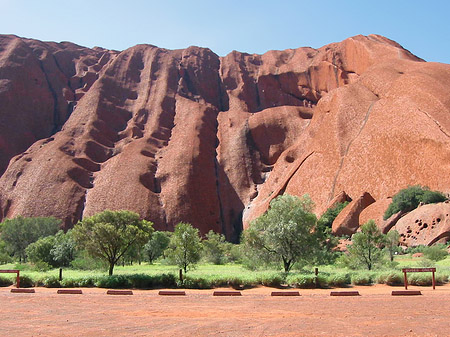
[423,245,448,262]
[417,258,436,268]
[77,276,97,287]
[286,274,327,288]
[257,272,285,288]
[408,273,447,286]
[126,273,177,289]
[376,272,403,286]
[0,276,13,287]
[60,279,79,288]
[327,273,351,287]
[42,276,61,288]
[18,275,35,288]
[33,261,52,272]
[351,272,373,285]
[95,275,131,289]
[180,276,213,289]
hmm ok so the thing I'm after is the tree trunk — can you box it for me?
[109,263,114,275]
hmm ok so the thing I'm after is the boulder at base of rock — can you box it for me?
[332,192,376,236]
[359,198,393,233]
[393,202,450,246]
[325,191,352,213]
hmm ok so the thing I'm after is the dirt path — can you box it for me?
[0,284,448,336]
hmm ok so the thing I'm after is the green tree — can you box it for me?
[384,230,400,262]
[202,230,229,265]
[25,230,76,268]
[0,216,60,262]
[72,210,153,275]
[317,202,349,229]
[423,244,448,261]
[166,222,202,274]
[26,235,57,267]
[144,231,171,264]
[51,230,77,267]
[384,185,447,220]
[347,220,384,270]
[243,194,319,272]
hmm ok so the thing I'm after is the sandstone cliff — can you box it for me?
[0,34,449,242]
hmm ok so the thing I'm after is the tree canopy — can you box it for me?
[166,222,202,274]
[243,194,320,272]
[0,216,61,262]
[72,210,153,275]
[384,185,447,220]
[346,220,385,270]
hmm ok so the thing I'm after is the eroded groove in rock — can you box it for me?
[0,34,448,240]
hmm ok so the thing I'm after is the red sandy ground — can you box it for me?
[1,284,449,336]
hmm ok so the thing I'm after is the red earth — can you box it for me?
[1,284,449,336]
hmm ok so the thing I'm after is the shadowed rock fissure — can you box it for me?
[278,151,315,197]
[418,108,450,138]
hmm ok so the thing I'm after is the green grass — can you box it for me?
[1,253,449,289]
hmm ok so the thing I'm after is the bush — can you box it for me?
[384,185,447,220]
[417,258,436,268]
[77,276,97,287]
[18,275,35,288]
[327,273,351,287]
[127,273,177,289]
[351,272,373,285]
[286,274,327,288]
[404,245,427,254]
[41,276,61,288]
[180,276,214,289]
[376,272,404,286]
[0,276,13,287]
[95,275,132,289]
[423,245,448,262]
[60,278,79,288]
[257,272,285,288]
[407,273,447,286]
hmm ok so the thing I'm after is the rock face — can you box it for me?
[393,202,450,246]
[0,34,449,242]
[359,198,394,233]
[332,192,376,236]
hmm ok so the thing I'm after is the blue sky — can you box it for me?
[1,0,449,63]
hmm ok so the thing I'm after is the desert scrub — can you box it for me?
[286,274,327,288]
[95,275,132,289]
[257,272,286,287]
[0,276,13,287]
[327,273,351,287]
[179,276,214,289]
[40,276,61,288]
[17,275,35,288]
[375,272,404,286]
[351,272,373,285]
[407,273,447,286]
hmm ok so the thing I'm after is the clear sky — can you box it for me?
[1,0,449,64]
